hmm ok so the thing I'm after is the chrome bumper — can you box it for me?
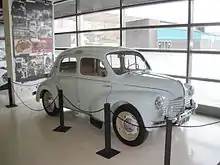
[176,100,197,126]
[151,100,197,127]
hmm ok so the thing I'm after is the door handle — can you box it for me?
[102,84,111,87]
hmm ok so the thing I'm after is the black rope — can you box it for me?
[63,95,104,114]
[12,86,57,112]
[12,85,220,128]
[12,81,40,87]
[111,109,220,129]
[110,111,166,129]
[177,120,220,128]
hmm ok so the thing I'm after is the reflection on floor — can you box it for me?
[0,99,220,165]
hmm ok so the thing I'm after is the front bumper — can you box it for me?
[175,100,197,126]
[151,100,198,127]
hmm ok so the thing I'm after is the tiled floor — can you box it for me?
[0,99,220,165]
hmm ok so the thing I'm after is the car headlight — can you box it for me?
[155,96,169,110]
[184,83,194,96]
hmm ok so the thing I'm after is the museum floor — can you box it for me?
[0,99,220,165]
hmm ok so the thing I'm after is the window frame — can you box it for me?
[59,55,77,74]
[80,57,108,78]
[106,50,151,75]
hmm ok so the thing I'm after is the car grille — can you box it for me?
[170,97,185,113]
[170,90,191,116]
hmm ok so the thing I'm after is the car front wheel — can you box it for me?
[42,90,59,116]
[113,104,148,147]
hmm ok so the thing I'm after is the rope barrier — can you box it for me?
[63,95,220,129]
[12,81,41,87]
[11,85,220,128]
[111,110,220,128]
[12,86,58,112]
[63,95,104,114]
[177,120,220,128]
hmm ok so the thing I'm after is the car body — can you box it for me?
[36,46,197,146]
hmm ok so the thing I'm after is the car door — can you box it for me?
[78,57,111,111]
[56,56,79,109]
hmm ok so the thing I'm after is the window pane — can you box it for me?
[54,0,76,18]
[123,0,168,6]
[80,58,107,77]
[55,50,63,59]
[78,10,119,30]
[55,34,76,48]
[141,52,187,76]
[192,54,220,80]
[192,26,220,51]
[60,57,77,73]
[78,0,119,13]
[193,0,220,23]
[191,80,220,108]
[123,1,188,27]
[55,17,76,33]
[107,54,120,68]
[123,27,187,49]
[79,31,120,46]
[124,55,146,70]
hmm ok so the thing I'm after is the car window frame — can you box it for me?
[58,55,78,75]
[79,57,108,78]
[106,50,151,75]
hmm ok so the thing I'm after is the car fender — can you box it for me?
[91,90,169,130]
[36,78,59,107]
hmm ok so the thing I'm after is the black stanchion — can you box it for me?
[164,118,173,165]
[96,103,120,159]
[53,89,71,133]
[5,78,17,108]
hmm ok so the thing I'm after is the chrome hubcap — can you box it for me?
[116,111,139,141]
[43,91,55,112]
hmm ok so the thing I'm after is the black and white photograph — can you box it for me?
[11,0,53,82]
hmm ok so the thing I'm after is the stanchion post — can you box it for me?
[96,103,120,159]
[164,118,173,165]
[5,77,17,108]
[53,89,71,133]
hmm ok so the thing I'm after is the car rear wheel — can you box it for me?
[42,91,59,116]
[113,104,148,147]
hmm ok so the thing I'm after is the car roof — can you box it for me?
[58,46,139,59]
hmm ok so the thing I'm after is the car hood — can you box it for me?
[122,71,185,98]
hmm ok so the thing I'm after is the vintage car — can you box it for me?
[36,46,197,146]
[15,40,31,53]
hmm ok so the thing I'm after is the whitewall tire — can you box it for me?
[42,90,59,116]
[113,104,148,147]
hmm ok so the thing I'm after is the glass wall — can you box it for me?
[122,27,188,49]
[54,0,220,116]
[123,1,188,27]
[78,10,120,30]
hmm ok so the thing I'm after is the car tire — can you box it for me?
[113,104,148,147]
[42,90,59,116]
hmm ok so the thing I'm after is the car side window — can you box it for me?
[59,57,77,73]
[80,58,107,77]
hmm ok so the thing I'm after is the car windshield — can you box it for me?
[106,51,150,75]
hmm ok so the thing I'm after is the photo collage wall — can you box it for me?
[0,0,7,87]
[11,0,53,83]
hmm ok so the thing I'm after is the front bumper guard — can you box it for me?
[175,100,197,126]
[151,100,198,127]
